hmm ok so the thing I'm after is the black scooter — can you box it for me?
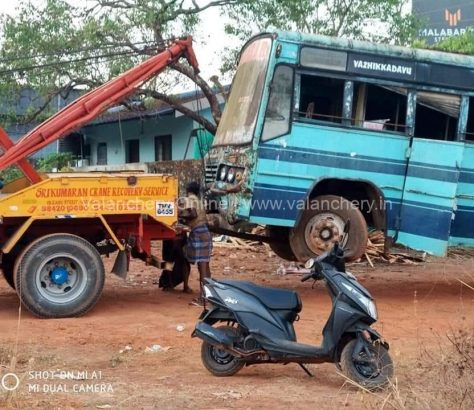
[192,223,394,389]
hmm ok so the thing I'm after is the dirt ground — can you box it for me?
[0,244,473,409]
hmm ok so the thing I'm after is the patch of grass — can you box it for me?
[110,354,125,368]
[354,329,474,410]
[0,346,12,366]
[0,345,57,368]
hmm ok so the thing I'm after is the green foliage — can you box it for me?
[37,152,73,171]
[0,0,422,133]
[431,30,474,55]
[0,0,234,125]
[0,152,74,184]
[221,0,419,72]
[0,1,143,100]
[223,1,418,42]
[411,38,428,49]
[1,166,23,183]
[410,31,474,56]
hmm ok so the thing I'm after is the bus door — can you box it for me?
[397,91,464,255]
[450,144,474,246]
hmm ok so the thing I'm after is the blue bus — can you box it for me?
[205,31,474,261]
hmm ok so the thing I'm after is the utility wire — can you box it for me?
[0,48,156,77]
[0,40,157,65]
[0,35,187,76]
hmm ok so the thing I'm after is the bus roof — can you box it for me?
[270,31,474,69]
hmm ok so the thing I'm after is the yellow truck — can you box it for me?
[0,37,199,318]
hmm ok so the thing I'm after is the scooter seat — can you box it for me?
[219,280,302,312]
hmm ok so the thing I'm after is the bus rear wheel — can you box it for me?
[14,233,105,318]
[289,195,368,262]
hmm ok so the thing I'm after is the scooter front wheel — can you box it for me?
[201,326,245,377]
[340,339,393,389]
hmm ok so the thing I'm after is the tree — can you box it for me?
[0,0,238,135]
[220,0,419,71]
[0,0,420,139]
[37,152,74,172]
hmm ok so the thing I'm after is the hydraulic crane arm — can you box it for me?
[0,36,199,182]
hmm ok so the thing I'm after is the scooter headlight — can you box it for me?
[367,300,378,321]
[342,282,378,321]
[203,285,213,299]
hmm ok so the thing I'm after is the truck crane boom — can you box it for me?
[0,36,199,181]
[0,36,200,318]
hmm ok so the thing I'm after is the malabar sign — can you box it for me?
[413,0,474,44]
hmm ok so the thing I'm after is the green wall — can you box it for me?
[82,109,211,165]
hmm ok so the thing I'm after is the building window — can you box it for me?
[414,91,460,141]
[97,142,107,165]
[155,135,172,161]
[126,139,140,163]
[353,83,408,132]
[297,75,345,123]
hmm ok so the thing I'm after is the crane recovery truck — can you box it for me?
[0,37,199,318]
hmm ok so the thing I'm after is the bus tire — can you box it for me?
[1,255,16,289]
[289,195,367,262]
[266,226,297,261]
[14,233,105,318]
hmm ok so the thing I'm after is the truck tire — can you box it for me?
[289,195,367,262]
[14,234,105,318]
[266,226,297,261]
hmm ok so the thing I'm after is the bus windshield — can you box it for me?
[213,37,272,146]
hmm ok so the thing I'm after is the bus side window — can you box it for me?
[414,91,460,141]
[297,75,344,124]
[352,83,408,133]
[261,65,294,141]
[466,97,474,142]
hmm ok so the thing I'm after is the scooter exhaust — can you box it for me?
[192,322,265,358]
[193,322,235,347]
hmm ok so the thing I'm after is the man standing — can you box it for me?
[179,181,212,304]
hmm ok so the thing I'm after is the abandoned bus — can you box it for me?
[205,31,474,261]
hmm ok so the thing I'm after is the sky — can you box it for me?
[0,1,237,84]
[0,3,16,15]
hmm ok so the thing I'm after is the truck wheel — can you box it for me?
[266,226,297,261]
[289,195,367,262]
[1,255,16,289]
[14,234,105,318]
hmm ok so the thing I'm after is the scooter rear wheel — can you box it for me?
[340,339,393,389]
[200,325,245,377]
